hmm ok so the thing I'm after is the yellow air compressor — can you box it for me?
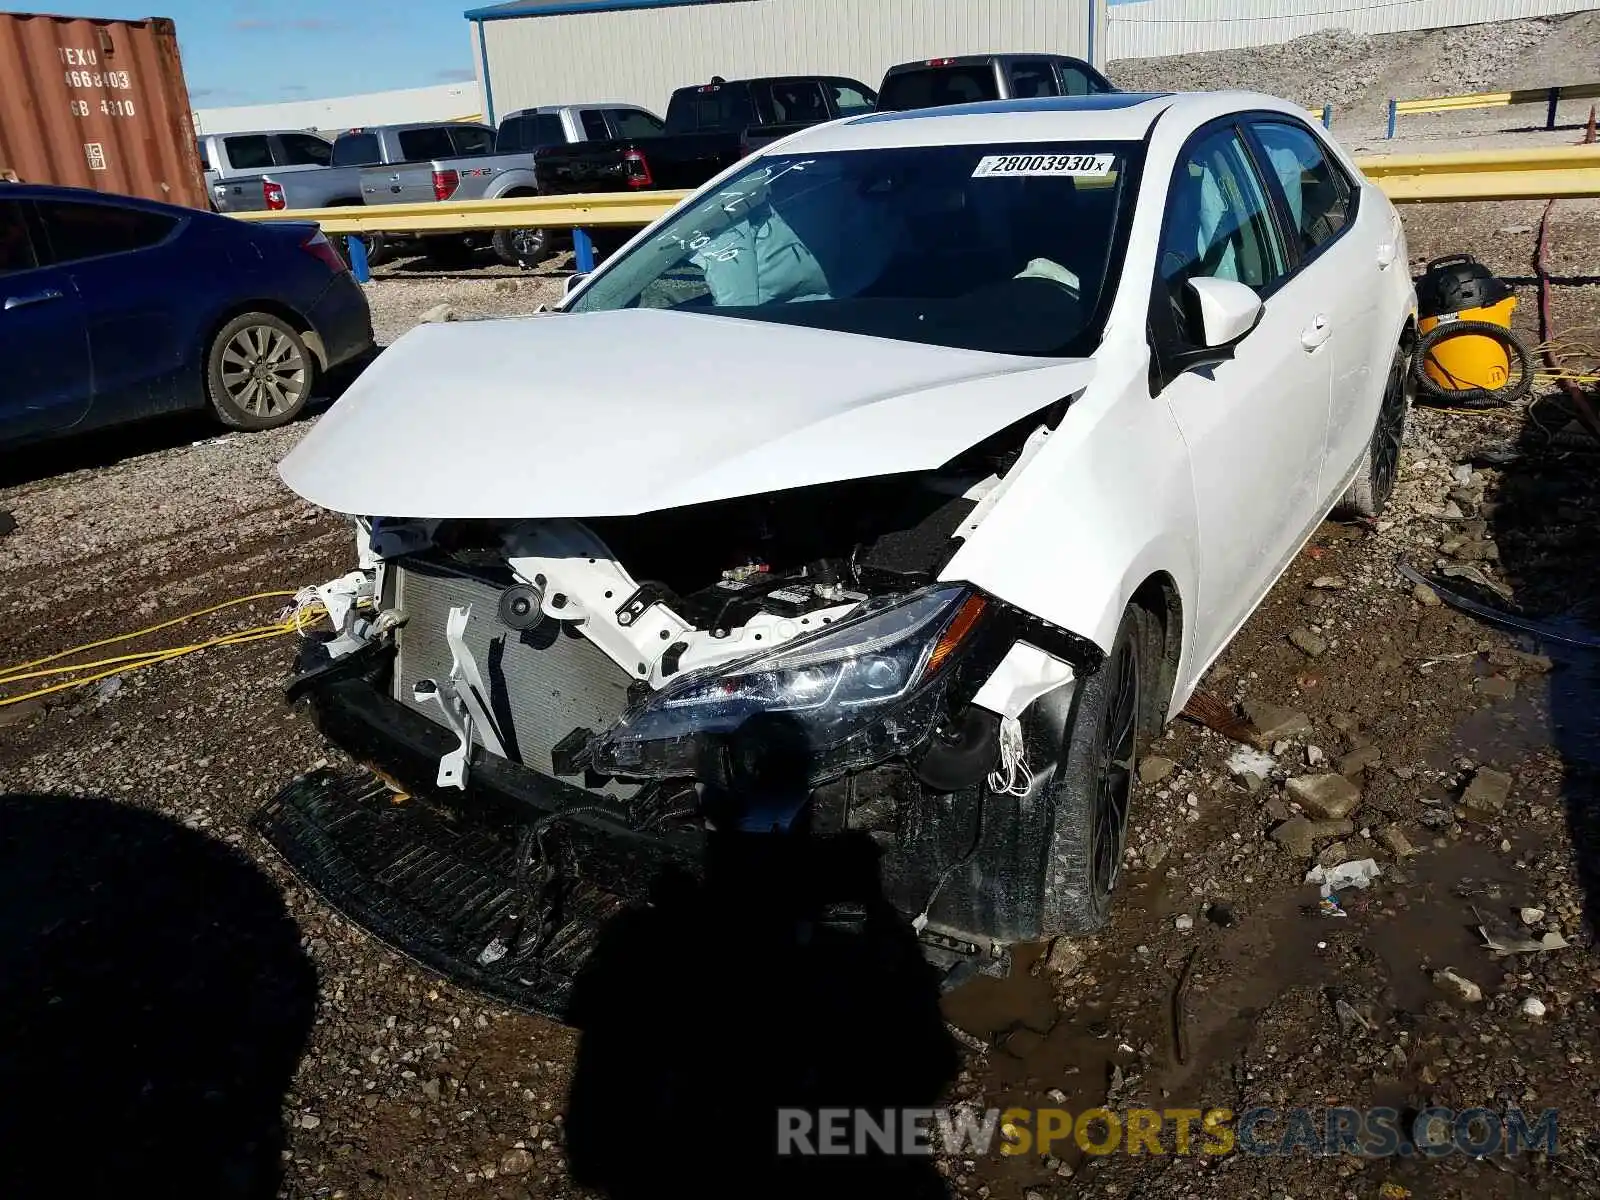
[1414,254,1530,408]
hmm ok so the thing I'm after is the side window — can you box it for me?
[1059,65,1098,96]
[1249,120,1355,257]
[1157,127,1286,339]
[397,127,455,162]
[609,109,665,138]
[222,135,273,170]
[0,200,38,276]
[36,201,177,264]
[580,110,610,141]
[826,81,874,115]
[767,81,828,124]
[451,125,494,156]
[1008,61,1061,99]
[331,133,381,166]
[276,133,332,166]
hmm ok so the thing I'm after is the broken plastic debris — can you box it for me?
[1318,895,1347,919]
[1477,925,1570,955]
[1304,858,1381,898]
[1226,746,1276,781]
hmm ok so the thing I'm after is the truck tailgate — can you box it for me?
[361,163,437,206]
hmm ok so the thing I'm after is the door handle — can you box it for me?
[4,289,64,312]
[1300,314,1331,351]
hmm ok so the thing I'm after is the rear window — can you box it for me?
[877,65,1000,113]
[666,84,755,133]
[499,113,565,151]
[332,132,381,166]
[223,134,273,170]
[398,127,457,162]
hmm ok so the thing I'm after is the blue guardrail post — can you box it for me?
[346,234,370,284]
[1547,87,1560,130]
[1322,104,1332,129]
[1386,99,1398,139]
[574,228,596,273]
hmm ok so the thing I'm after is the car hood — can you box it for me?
[279,308,1095,519]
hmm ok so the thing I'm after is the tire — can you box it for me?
[1039,605,1155,936]
[205,313,314,431]
[492,226,550,269]
[1336,348,1413,520]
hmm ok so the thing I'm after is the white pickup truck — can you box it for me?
[357,103,663,268]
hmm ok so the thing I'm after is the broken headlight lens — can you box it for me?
[589,584,984,783]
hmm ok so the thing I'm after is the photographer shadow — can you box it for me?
[564,714,959,1200]
[0,793,316,1199]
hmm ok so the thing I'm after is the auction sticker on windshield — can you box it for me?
[972,153,1115,178]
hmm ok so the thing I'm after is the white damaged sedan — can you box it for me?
[266,91,1416,1008]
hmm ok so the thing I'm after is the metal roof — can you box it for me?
[464,0,723,21]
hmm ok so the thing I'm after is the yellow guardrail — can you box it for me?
[1357,144,1600,203]
[1388,81,1600,137]
[232,146,1600,278]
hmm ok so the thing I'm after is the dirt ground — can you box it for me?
[4,24,1600,1199]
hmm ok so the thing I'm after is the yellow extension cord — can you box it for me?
[0,590,328,709]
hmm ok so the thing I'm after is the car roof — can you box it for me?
[776,90,1309,154]
[882,52,1089,72]
[208,128,329,140]
[1,182,198,216]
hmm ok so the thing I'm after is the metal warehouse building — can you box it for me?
[466,0,1108,124]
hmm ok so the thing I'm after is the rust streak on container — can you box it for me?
[0,12,205,208]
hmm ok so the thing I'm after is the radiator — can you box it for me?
[390,557,636,794]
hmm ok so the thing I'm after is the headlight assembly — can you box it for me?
[586,584,987,785]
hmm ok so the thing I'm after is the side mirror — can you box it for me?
[1187,277,1263,348]
[562,271,589,301]
[1156,277,1265,386]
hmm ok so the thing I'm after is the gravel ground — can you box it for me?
[3,22,1600,1200]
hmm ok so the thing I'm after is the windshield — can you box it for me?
[567,142,1141,357]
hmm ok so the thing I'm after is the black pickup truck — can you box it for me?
[876,53,1115,112]
[533,74,877,198]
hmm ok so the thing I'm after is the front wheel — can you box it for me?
[1336,348,1412,519]
[1039,605,1155,936]
[205,313,314,431]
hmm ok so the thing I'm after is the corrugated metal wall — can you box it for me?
[1105,0,1600,61]
[0,11,204,208]
[480,0,1105,120]
[194,83,482,136]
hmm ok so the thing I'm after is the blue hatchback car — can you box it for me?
[0,184,374,447]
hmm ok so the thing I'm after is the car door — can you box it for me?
[1153,122,1333,666]
[0,198,92,442]
[1245,117,1377,493]
[32,196,189,423]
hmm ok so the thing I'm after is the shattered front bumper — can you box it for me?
[258,636,1074,1015]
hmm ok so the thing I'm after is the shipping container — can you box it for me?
[0,11,205,208]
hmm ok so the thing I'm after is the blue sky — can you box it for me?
[83,1,476,107]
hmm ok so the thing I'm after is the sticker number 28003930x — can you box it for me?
[972,153,1115,178]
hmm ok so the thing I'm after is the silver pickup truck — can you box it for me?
[358,103,663,267]
[211,121,498,266]
[199,129,333,206]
